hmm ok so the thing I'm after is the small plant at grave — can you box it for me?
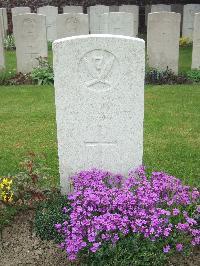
[48,41,53,51]
[186,70,200,83]
[0,177,14,204]
[31,57,54,85]
[179,37,192,47]
[4,34,16,50]
[54,167,199,264]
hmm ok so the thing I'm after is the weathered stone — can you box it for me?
[119,5,139,36]
[100,12,134,36]
[192,13,200,69]
[13,13,48,73]
[37,5,58,41]
[182,4,200,39]
[87,5,109,34]
[11,7,31,16]
[63,6,83,13]
[0,8,8,37]
[147,12,181,74]
[109,6,119,12]
[0,18,5,70]
[57,13,89,38]
[53,35,145,194]
[151,4,171,13]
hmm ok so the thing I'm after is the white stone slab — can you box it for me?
[11,6,31,16]
[37,5,58,41]
[13,13,48,74]
[151,4,171,13]
[109,6,119,12]
[63,6,83,13]
[57,13,89,39]
[192,13,200,69]
[53,34,145,194]
[182,4,200,39]
[147,12,181,74]
[119,5,139,36]
[87,5,109,33]
[0,18,5,70]
[100,12,134,36]
[145,5,151,26]
[0,8,8,37]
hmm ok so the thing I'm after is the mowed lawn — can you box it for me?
[0,85,199,187]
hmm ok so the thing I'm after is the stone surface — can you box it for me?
[147,12,180,74]
[171,4,183,33]
[0,18,5,70]
[13,13,48,74]
[11,7,31,16]
[100,12,134,36]
[109,6,119,12]
[151,4,171,13]
[192,13,200,69]
[53,34,145,194]
[57,13,89,38]
[119,5,139,36]
[145,5,151,26]
[182,4,200,39]
[63,5,83,13]
[0,8,8,37]
[37,5,58,41]
[87,5,109,34]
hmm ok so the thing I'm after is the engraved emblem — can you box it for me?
[65,17,79,32]
[79,49,120,92]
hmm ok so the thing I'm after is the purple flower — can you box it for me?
[176,243,183,252]
[163,245,171,253]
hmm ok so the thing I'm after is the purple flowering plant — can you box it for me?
[55,166,199,262]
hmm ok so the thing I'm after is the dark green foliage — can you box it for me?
[187,70,200,83]
[34,194,70,243]
[4,35,15,50]
[81,234,167,266]
[31,57,54,85]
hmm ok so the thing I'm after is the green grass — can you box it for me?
[0,85,199,187]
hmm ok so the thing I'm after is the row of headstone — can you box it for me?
[0,8,8,38]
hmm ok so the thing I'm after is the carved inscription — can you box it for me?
[79,49,120,92]
[65,17,79,32]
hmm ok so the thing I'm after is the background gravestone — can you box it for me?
[119,5,139,36]
[57,13,89,39]
[63,5,83,13]
[13,13,48,73]
[192,13,200,69]
[145,5,151,26]
[37,5,58,41]
[100,12,134,36]
[182,4,200,39]
[0,18,5,70]
[109,6,119,12]
[147,12,181,74]
[53,35,145,194]
[0,8,8,37]
[151,4,171,12]
[171,4,184,34]
[87,5,109,34]
[11,6,31,26]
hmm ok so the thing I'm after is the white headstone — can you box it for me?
[0,18,5,70]
[147,12,181,74]
[37,5,58,41]
[53,34,145,194]
[57,14,89,39]
[119,5,139,36]
[13,13,48,74]
[192,13,200,69]
[151,4,171,13]
[145,5,151,26]
[182,4,200,39]
[87,5,109,33]
[11,6,31,16]
[63,6,83,13]
[0,8,8,37]
[109,6,119,12]
[100,12,134,36]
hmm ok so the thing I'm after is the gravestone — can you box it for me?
[109,6,119,12]
[63,6,83,13]
[151,4,171,13]
[171,4,183,33]
[147,12,181,74]
[53,35,145,194]
[57,13,89,38]
[182,4,200,39]
[119,5,139,36]
[0,8,8,37]
[37,6,58,41]
[87,5,109,33]
[192,13,200,69]
[11,7,31,16]
[13,13,48,73]
[0,18,5,70]
[100,12,134,36]
[145,5,151,26]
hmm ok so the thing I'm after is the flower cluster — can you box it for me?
[0,177,14,203]
[55,167,200,261]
